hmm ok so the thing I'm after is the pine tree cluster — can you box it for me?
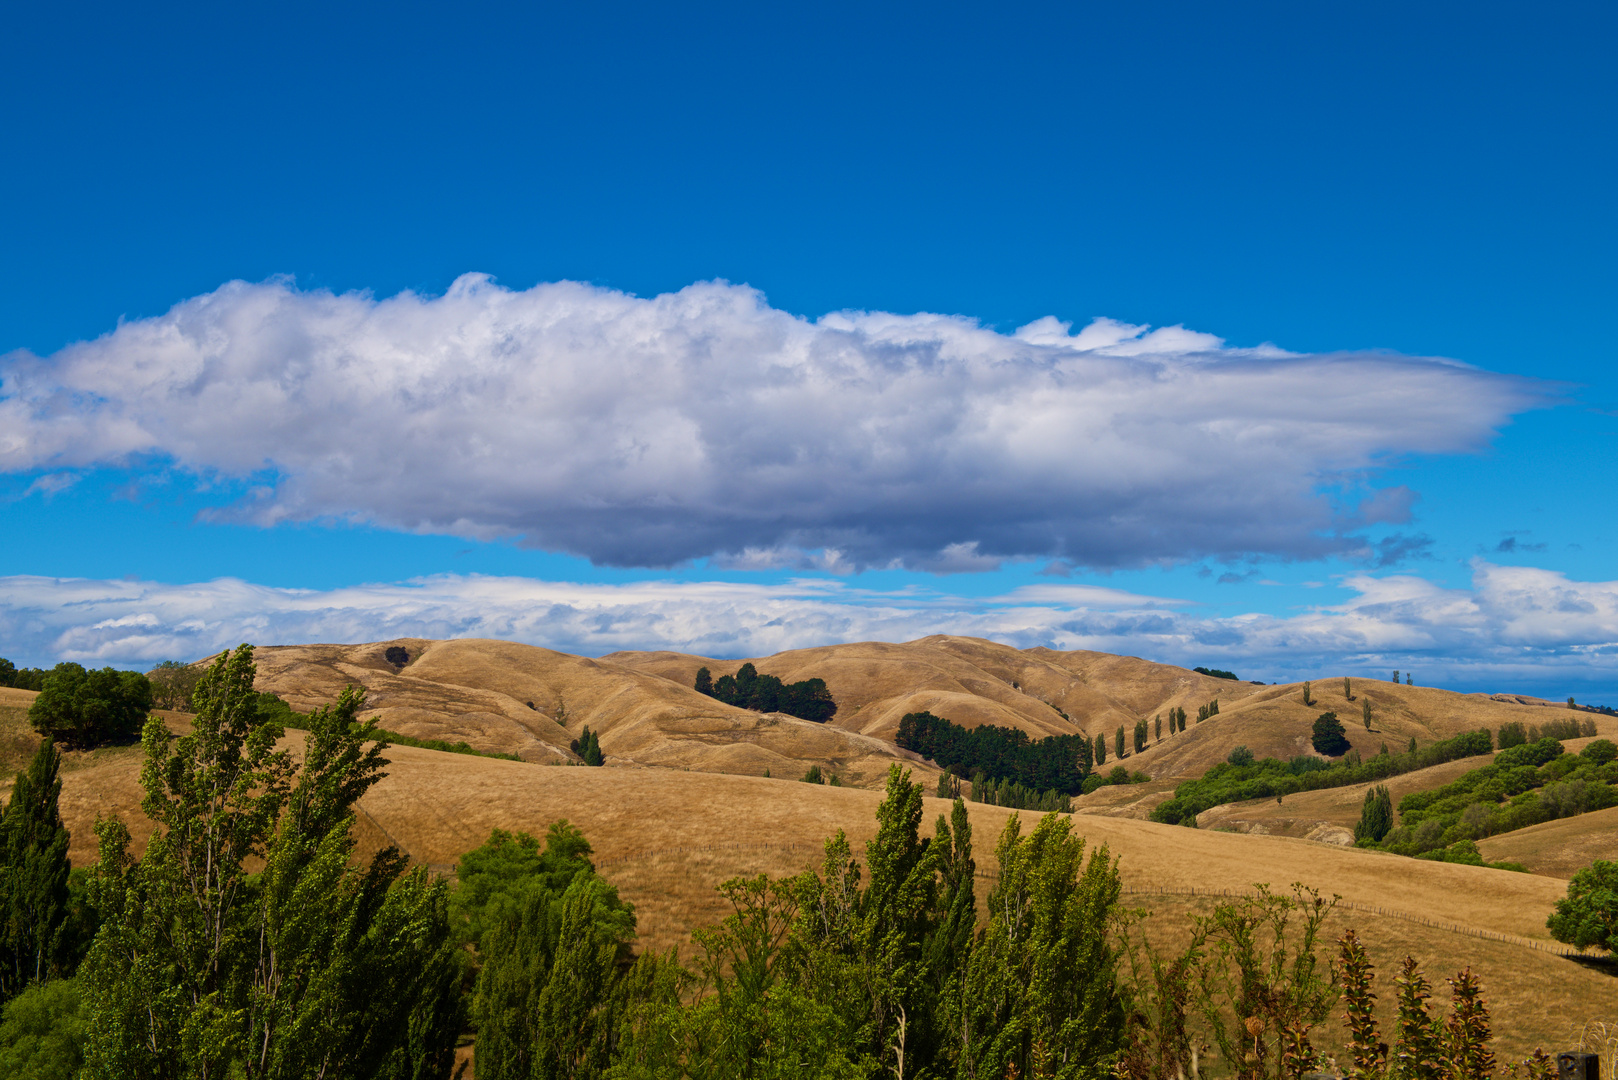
[895,711,1092,794]
[570,725,606,766]
[693,663,837,722]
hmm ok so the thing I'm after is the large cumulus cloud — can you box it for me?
[0,275,1542,569]
[3,561,1616,696]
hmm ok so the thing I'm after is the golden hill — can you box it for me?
[244,635,1601,797]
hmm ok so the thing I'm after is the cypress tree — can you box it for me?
[1115,726,1126,760]
[0,739,72,1003]
[1093,734,1107,767]
[1353,785,1394,843]
[1154,714,1161,741]
[1362,698,1374,730]
[1132,720,1147,754]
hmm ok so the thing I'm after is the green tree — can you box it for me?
[802,764,825,784]
[1581,739,1617,766]
[1094,733,1107,767]
[0,977,86,1080]
[1312,712,1351,757]
[1343,677,1352,700]
[1133,720,1148,754]
[1115,726,1126,760]
[79,644,461,1080]
[1362,698,1374,731]
[1302,681,1313,707]
[1547,860,1618,952]
[0,660,15,689]
[1227,746,1254,768]
[957,813,1126,1079]
[147,661,202,712]
[0,739,72,1003]
[570,726,606,766]
[1154,715,1162,741]
[1354,785,1394,843]
[27,664,152,747]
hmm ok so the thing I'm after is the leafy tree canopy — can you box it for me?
[1193,666,1238,681]
[1547,859,1618,952]
[26,664,151,747]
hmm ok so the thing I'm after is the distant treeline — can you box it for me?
[896,710,1092,795]
[694,663,837,723]
[1192,666,1238,681]
[0,658,51,692]
[1151,728,1495,826]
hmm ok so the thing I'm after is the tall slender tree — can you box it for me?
[0,739,72,1003]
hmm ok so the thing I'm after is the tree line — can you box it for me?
[1152,728,1496,825]
[693,663,837,723]
[1354,736,1617,865]
[895,710,1093,795]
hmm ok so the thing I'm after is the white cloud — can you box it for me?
[0,275,1542,569]
[4,560,1617,695]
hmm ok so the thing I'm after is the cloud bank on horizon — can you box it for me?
[3,561,1615,694]
[0,274,1544,571]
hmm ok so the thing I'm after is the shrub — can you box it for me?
[1580,738,1617,766]
[26,664,152,747]
[384,646,409,667]
[1311,712,1350,756]
[1547,860,1618,952]
[1226,746,1254,768]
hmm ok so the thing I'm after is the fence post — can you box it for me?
[1558,1053,1599,1080]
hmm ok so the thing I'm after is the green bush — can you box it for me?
[1581,738,1617,766]
[1226,746,1254,767]
[1547,859,1618,952]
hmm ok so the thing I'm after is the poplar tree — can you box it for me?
[957,814,1126,1078]
[1115,727,1126,761]
[79,644,462,1080]
[0,739,72,1003]
[1154,715,1162,741]
[1094,734,1107,767]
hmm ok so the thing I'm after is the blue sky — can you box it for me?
[2,1,1616,697]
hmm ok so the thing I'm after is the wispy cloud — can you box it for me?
[3,560,1616,694]
[0,276,1544,570]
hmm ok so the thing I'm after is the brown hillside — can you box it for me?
[1478,805,1618,879]
[253,635,1598,790]
[249,638,927,787]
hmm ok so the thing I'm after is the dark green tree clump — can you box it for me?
[694,663,837,723]
[1311,711,1351,756]
[1192,666,1238,681]
[26,664,152,747]
[896,711,1092,794]
[1354,784,1394,843]
[1547,859,1618,952]
[0,661,48,692]
[970,774,1072,813]
[571,725,605,766]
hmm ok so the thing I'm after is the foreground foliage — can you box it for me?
[79,644,464,1080]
